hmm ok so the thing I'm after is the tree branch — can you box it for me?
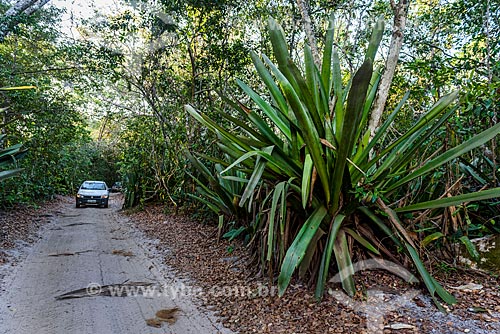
[0,0,51,41]
[11,66,81,76]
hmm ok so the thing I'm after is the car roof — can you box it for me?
[81,181,107,187]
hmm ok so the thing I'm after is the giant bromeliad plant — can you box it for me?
[185,17,500,309]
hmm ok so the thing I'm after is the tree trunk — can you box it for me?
[296,0,321,67]
[367,0,410,138]
[0,0,51,41]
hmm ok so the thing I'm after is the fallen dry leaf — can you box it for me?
[55,282,154,299]
[112,249,134,257]
[385,323,416,330]
[64,222,93,227]
[155,307,180,321]
[127,203,500,334]
[144,308,181,328]
[0,196,68,264]
[48,250,93,257]
[450,283,483,291]
[145,318,162,328]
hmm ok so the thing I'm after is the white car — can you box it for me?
[76,181,109,208]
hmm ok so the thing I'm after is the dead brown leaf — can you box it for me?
[127,203,500,334]
[145,318,162,328]
[48,250,93,257]
[156,307,180,323]
[112,249,134,257]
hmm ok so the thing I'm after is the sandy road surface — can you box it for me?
[0,195,232,334]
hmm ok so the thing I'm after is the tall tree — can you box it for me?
[367,0,410,137]
[296,0,321,67]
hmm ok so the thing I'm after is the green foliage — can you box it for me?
[0,87,95,205]
[186,17,500,308]
[0,8,120,206]
[459,235,480,262]
[0,87,31,183]
[0,136,26,181]
[1,0,499,313]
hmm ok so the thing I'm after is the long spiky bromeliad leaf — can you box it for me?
[278,205,328,296]
[268,181,287,262]
[365,17,385,62]
[321,13,336,95]
[372,107,458,185]
[185,150,235,212]
[395,187,500,212]
[0,143,23,156]
[185,149,220,186]
[0,168,24,181]
[0,137,28,181]
[220,148,300,179]
[344,228,381,255]
[239,147,273,209]
[360,205,456,308]
[215,106,268,142]
[262,52,331,204]
[329,19,384,214]
[315,214,345,299]
[267,18,298,91]
[329,59,374,213]
[288,54,325,137]
[189,175,234,214]
[386,121,500,192]
[333,229,356,296]
[237,100,287,150]
[185,105,253,152]
[370,106,457,186]
[356,68,382,143]
[301,154,314,209]
[377,91,459,160]
[250,52,291,120]
[358,206,402,247]
[351,91,410,173]
[351,91,457,184]
[188,192,224,215]
[406,243,456,310]
[350,17,384,146]
[304,45,322,124]
[332,48,344,141]
[236,79,292,141]
[190,170,240,215]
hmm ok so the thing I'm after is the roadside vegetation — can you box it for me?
[1,0,499,310]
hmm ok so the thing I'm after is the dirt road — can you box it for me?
[0,196,232,334]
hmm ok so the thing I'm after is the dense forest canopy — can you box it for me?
[0,0,499,306]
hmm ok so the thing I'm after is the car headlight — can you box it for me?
[76,194,82,198]
[101,195,108,198]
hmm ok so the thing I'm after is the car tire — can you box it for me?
[104,200,109,208]
[76,202,81,208]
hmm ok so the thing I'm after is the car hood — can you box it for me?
[78,190,108,196]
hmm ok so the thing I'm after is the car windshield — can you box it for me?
[81,182,106,190]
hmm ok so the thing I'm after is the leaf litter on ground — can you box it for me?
[128,204,500,334]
